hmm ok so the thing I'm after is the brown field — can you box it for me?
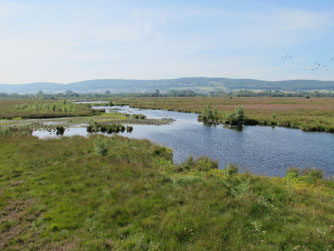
[114,97,334,132]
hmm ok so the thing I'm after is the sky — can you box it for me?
[0,0,334,84]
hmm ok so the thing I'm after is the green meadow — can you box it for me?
[0,131,334,250]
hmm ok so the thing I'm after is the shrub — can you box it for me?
[286,166,301,179]
[94,136,108,156]
[153,146,173,161]
[286,166,324,184]
[0,126,10,137]
[225,164,239,176]
[56,126,65,135]
[177,156,195,172]
[302,167,324,180]
[193,156,218,172]
[126,126,133,133]
[227,106,245,126]
[132,114,146,119]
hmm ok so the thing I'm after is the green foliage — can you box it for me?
[153,146,173,161]
[56,126,65,135]
[87,122,128,134]
[0,99,96,119]
[15,100,78,113]
[286,166,324,185]
[132,114,147,119]
[224,164,239,177]
[94,136,108,156]
[193,156,218,171]
[0,126,32,138]
[227,106,245,125]
[203,102,213,120]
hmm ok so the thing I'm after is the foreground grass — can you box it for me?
[1,134,334,250]
[115,97,334,132]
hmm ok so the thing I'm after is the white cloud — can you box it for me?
[0,1,333,83]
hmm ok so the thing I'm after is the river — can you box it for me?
[33,105,334,177]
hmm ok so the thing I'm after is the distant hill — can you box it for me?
[1,77,334,94]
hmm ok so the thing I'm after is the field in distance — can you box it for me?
[115,97,334,132]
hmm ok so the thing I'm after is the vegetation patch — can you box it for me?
[0,99,98,119]
[0,135,334,249]
[114,97,334,133]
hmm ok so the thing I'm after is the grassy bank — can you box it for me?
[0,99,97,120]
[1,133,334,250]
[114,97,334,132]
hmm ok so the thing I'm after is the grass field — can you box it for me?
[0,99,97,119]
[0,133,334,250]
[114,97,334,132]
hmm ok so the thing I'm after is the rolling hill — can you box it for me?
[1,77,334,94]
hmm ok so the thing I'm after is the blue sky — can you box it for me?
[0,0,334,83]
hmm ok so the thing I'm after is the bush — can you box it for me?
[286,166,324,184]
[132,114,146,119]
[126,126,133,133]
[177,156,195,172]
[56,126,65,135]
[225,164,239,176]
[193,156,218,172]
[153,146,173,161]
[227,106,245,126]
[302,167,324,180]
[94,136,108,156]
[286,166,301,179]
[0,126,10,137]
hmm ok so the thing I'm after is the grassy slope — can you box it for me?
[115,97,334,132]
[1,135,334,250]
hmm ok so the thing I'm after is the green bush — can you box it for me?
[286,166,301,179]
[153,146,173,161]
[94,136,108,156]
[286,166,324,184]
[193,156,218,171]
[225,164,239,176]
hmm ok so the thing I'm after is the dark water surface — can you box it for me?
[33,106,334,177]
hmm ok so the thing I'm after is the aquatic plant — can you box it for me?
[126,126,133,132]
[56,126,65,135]
[132,114,147,119]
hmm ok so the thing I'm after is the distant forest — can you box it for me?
[1,89,333,99]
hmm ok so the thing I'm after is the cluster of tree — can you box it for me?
[198,102,246,126]
[209,90,334,98]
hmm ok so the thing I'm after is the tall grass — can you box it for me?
[0,99,97,119]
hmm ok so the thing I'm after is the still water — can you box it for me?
[33,106,334,177]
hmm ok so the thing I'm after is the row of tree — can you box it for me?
[1,89,334,99]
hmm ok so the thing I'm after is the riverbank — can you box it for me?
[113,97,334,133]
[0,134,334,250]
